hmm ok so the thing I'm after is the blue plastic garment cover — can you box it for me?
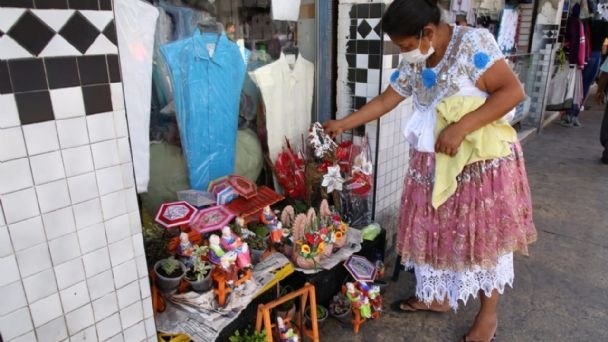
[161,31,246,190]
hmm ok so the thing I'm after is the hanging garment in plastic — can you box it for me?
[161,31,246,190]
[249,53,314,163]
[115,0,159,193]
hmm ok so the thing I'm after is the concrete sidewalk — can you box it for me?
[318,107,608,341]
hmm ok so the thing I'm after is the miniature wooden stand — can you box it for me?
[255,282,319,342]
[211,267,252,307]
[341,285,379,334]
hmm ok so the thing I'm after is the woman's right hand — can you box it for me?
[322,119,346,138]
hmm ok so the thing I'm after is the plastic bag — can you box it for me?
[338,135,374,228]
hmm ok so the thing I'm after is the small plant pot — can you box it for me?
[304,305,328,330]
[154,259,186,294]
[185,271,212,293]
[329,294,352,325]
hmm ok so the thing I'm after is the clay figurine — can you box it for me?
[220,226,252,269]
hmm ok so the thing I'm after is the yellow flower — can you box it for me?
[339,222,348,233]
[301,244,311,255]
[317,241,325,254]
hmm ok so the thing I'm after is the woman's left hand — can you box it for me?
[435,122,466,156]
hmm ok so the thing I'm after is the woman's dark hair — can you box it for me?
[381,0,442,38]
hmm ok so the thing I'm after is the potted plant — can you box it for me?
[304,304,328,330]
[154,256,186,294]
[185,245,213,293]
[329,293,352,324]
[228,328,267,342]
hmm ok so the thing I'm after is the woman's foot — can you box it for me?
[392,296,450,313]
[459,312,497,342]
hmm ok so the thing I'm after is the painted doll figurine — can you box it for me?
[260,205,282,244]
[220,226,252,269]
[235,215,256,239]
[368,285,383,313]
[208,234,225,266]
[177,232,194,257]
[359,296,372,319]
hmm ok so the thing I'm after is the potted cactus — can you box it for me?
[154,256,186,294]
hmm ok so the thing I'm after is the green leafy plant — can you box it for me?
[187,245,212,281]
[159,256,181,276]
[228,328,267,342]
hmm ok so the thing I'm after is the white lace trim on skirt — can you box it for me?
[406,252,514,310]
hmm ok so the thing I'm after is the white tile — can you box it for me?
[0,201,4,226]
[56,117,89,149]
[73,198,103,229]
[22,268,57,303]
[0,158,33,194]
[67,172,99,204]
[144,316,156,338]
[0,225,12,257]
[139,277,150,299]
[108,238,134,268]
[87,269,115,300]
[113,259,137,289]
[22,121,59,156]
[113,110,128,138]
[107,333,126,342]
[62,146,94,177]
[36,317,68,342]
[100,191,127,221]
[10,331,37,342]
[0,126,27,161]
[356,54,368,68]
[92,291,118,321]
[30,293,63,327]
[105,214,129,244]
[0,187,39,224]
[65,304,94,335]
[367,69,380,84]
[91,140,120,169]
[135,255,148,279]
[0,280,27,316]
[78,223,107,255]
[0,93,20,128]
[36,180,71,213]
[110,83,125,111]
[96,313,122,341]
[132,233,144,257]
[142,297,153,319]
[60,281,91,312]
[29,151,66,185]
[38,35,81,58]
[116,281,140,310]
[8,216,45,251]
[54,258,85,290]
[96,166,124,196]
[116,138,132,164]
[87,111,116,143]
[129,211,142,235]
[0,254,21,287]
[82,247,111,278]
[15,242,52,278]
[124,188,138,213]
[120,163,135,188]
[123,321,146,342]
[42,207,76,240]
[0,307,33,341]
[50,87,85,119]
[68,325,96,342]
[49,233,80,265]
[120,301,143,329]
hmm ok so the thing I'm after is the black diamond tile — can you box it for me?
[15,91,54,125]
[45,56,79,89]
[0,61,13,94]
[370,3,383,18]
[355,69,368,83]
[355,4,369,18]
[357,20,372,39]
[106,55,121,83]
[348,68,356,82]
[368,54,380,69]
[59,12,100,54]
[7,10,55,56]
[34,0,68,9]
[373,21,382,38]
[82,84,112,114]
[99,0,112,10]
[354,96,367,109]
[356,40,369,54]
[346,54,356,68]
[78,55,108,85]
[0,0,34,7]
[9,58,47,92]
[102,21,117,46]
[68,0,98,10]
[369,40,381,55]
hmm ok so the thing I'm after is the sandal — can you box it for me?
[390,296,450,313]
[460,333,496,342]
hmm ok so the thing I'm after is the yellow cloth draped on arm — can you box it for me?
[433,95,517,209]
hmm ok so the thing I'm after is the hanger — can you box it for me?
[282,42,299,56]
[197,17,223,34]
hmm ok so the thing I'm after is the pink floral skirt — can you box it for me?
[396,142,537,272]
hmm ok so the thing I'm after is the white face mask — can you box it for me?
[401,33,434,64]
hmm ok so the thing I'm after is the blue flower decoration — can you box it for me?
[390,70,400,83]
[473,52,490,69]
[421,68,437,89]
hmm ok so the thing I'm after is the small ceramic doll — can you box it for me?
[220,226,252,269]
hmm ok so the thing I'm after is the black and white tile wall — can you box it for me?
[0,1,155,341]
[337,0,410,251]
